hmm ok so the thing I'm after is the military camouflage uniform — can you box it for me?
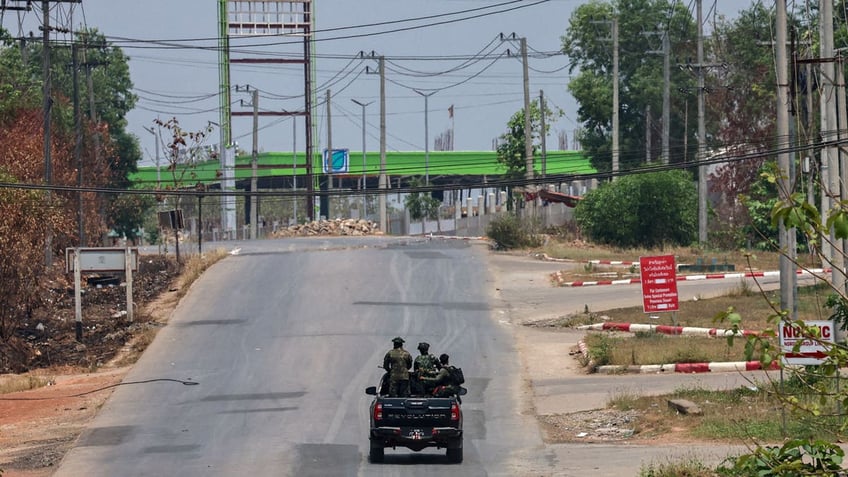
[414,353,439,394]
[422,366,459,397]
[383,345,412,397]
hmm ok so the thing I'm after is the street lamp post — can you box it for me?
[413,90,436,185]
[351,99,373,218]
[142,126,161,188]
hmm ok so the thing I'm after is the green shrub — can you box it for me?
[575,170,697,248]
[486,213,543,250]
[716,439,844,476]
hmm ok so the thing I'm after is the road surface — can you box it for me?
[55,237,553,476]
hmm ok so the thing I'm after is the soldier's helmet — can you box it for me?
[392,337,405,345]
[417,342,430,352]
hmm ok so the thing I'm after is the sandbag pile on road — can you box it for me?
[272,218,381,237]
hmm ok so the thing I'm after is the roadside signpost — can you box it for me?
[780,320,834,366]
[66,247,139,341]
[639,255,679,314]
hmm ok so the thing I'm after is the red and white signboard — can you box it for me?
[640,255,679,313]
[780,320,835,366]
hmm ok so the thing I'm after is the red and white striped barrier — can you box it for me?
[578,322,759,337]
[595,360,781,374]
[587,259,637,266]
[553,268,830,287]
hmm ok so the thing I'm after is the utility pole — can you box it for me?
[662,33,670,164]
[324,88,332,219]
[697,0,707,243]
[644,30,669,164]
[645,104,651,163]
[413,89,436,186]
[72,42,84,246]
[612,17,620,179]
[540,90,547,177]
[820,0,842,293]
[250,88,258,240]
[521,37,533,186]
[776,0,796,318]
[379,55,387,234]
[42,0,53,266]
[292,118,297,224]
[84,47,101,166]
[351,99,372,217]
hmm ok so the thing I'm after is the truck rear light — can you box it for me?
[450,402,460,421]
[374,402,383,421]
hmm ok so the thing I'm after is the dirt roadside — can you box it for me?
[0,264,184,477]
[0,247,591,476]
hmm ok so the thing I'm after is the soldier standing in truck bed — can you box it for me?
[413,342,439,395]
[383,337,412,397]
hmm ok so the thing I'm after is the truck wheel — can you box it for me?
[446,442,463,463]
[369,442,384,463]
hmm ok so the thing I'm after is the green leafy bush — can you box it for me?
[716,439,844,476]
[574,170,697,248]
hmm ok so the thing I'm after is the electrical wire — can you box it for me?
[98,0,551,52]
[385,51,507,94]
[383,35,501,78]
[0,378,199,401]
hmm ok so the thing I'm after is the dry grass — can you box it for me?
[614,380,845,443]
[586,282,832,331]
[0,374,53,395]
[110,326,160,368]
[540,240,822,281]
[638,456,718,477]
[175,248,229,299]
[585,333,751,365]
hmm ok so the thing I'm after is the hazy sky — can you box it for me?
[2,0,744,167]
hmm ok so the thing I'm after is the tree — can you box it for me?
[107,193,157,245]
[574,170,697,248]
[0,29,38,120]
[706,6,796,250]
[495,99,560,180]
[2,27,142,245]
[561,0,697,172]
[151,117,215,263]
[0,107,110,251]
[0,169,71,370]
[404,176,441,234]
[14,29,141,188]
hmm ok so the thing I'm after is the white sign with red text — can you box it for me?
[639,255,679,313]
[780,320,835,366]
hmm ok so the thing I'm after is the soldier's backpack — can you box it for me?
[447,365,465,385]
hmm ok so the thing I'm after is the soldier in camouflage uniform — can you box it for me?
[421,353,460,398]
[383,337,412,397]
[413,342,439,394]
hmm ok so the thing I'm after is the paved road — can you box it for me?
[54,237,554,476]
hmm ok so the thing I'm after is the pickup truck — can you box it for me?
[365,380,466,463]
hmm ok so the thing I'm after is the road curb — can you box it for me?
[594,360,781,374]
[551,268,830,287]
[578,322,759,337]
